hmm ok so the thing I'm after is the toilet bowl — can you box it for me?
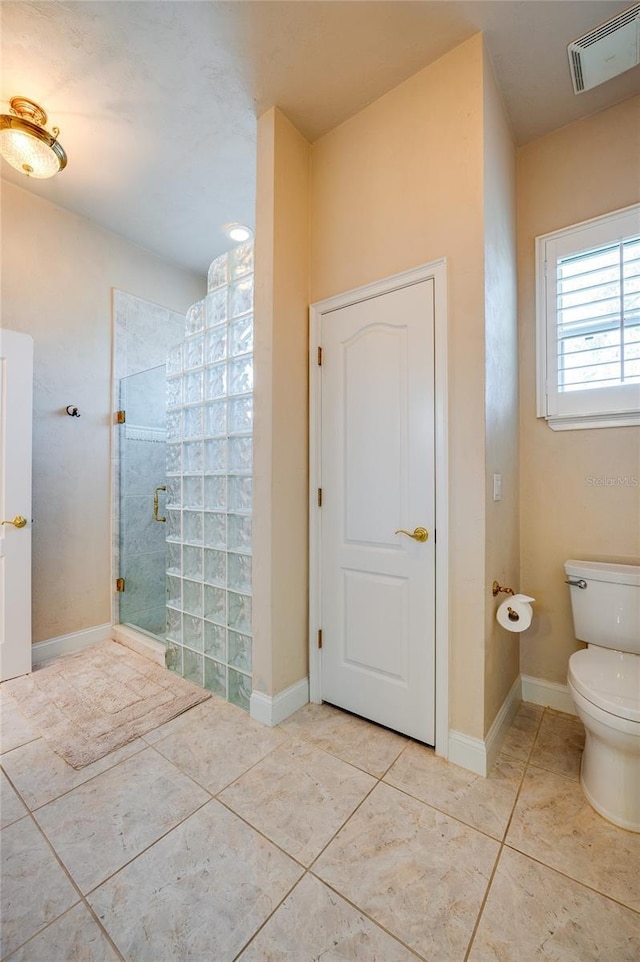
[568,648,640,831]
[564,560,640,832]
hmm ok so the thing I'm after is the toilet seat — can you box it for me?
[568,648,640,723]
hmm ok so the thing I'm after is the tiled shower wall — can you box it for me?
[165,242,254,710]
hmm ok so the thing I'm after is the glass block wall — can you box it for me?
[164,241,253,710]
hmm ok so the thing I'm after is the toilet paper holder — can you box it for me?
[493,581,519,617]
[495,588,535,633]
[492,581,515,597]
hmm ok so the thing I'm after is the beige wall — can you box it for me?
[310,34,495,740]
[253,34,519,739]
[253,109,311,696]
[482,49,519,730]
[1,181,205,643]
[518,94,640,685]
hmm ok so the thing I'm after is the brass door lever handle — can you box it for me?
[153,486,167,523]
[1,515,27,528]
[395,526,428,543]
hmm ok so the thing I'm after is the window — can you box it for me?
[536,204,640,430]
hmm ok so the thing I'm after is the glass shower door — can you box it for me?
[119,364,168,640]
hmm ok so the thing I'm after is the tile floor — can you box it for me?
[2,680,640,961]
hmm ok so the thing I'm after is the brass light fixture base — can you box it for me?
[9,96,48,126]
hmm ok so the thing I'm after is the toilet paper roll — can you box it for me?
[496,594,535,633]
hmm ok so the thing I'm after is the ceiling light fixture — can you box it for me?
[0,96,67,178]
[224,223,253,243]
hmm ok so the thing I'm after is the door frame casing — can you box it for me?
[0,328,33,681]
[309,259,449,759]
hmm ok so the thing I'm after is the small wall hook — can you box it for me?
[66,405,81,417]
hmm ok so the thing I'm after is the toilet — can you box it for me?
[564,559,640,832]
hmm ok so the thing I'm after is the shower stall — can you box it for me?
[112,242,254,710]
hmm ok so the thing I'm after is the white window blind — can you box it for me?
[536,205,640,430]
[557,237,640,391]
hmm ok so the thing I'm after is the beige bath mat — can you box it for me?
[1,640,210,768]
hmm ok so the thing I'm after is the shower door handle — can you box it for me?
[153,486,166,523]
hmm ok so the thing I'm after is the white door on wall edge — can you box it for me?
[0,329,33,681]
[317,279,436,744]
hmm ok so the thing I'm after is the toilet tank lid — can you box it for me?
[564,560,640,587]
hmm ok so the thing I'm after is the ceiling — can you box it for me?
[2,1,639,276]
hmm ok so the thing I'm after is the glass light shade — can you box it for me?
[225,223,253,243]
[0,121,66,178]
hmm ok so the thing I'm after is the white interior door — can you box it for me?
[319,279,435,743]
[0,329,33,681]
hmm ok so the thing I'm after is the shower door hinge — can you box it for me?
[317,487,323,507]
[116,577,125,592]
[317,346,323,366]
[116,410,126,424]
[317,629,323,649]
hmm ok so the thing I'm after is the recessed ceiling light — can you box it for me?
[224,223,253,243]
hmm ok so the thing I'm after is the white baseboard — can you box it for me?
[32,623,112,666]
[250,677,309,727]
[448,672,576,776]
[484,673,523,772]
[112,625,166,666]
[521,674,576,715]
[447,730,487,776]
[448,673,522,777]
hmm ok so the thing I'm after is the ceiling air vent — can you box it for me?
[568,3,640,93]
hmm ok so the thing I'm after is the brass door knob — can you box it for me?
[394,526,428,543]
[1,515,27,528]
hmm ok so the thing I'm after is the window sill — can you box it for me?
[544,411,640,431]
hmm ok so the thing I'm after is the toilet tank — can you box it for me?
[564,560,640,652]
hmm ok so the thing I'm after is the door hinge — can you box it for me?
[317,346,323,366]
[317,487,323,507]
[116,577,125,592]
[116,410,126,424]
[317,629,323,649]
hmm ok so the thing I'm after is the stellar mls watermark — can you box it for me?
[585,475,638,487]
